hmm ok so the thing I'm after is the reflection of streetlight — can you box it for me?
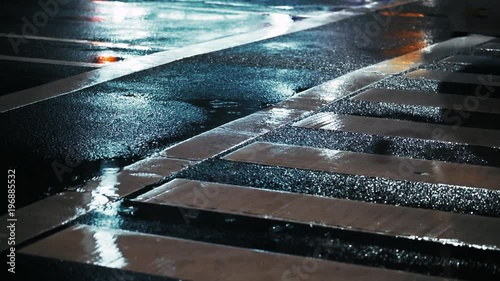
[93,1,148,23]
[379,11,424,18]
[91,0,156,42]
[80,166,127,269]
[89,167,119,213]
[97,55,119,64]
[383,30,429,57]
[93,230,128,268]
[262,13,294,39]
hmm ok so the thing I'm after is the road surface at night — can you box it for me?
[1,0,500,280]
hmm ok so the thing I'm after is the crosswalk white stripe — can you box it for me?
[352,88,500,114]
[223,142,500,190]
[136,179,500,250]
[19,224,458,281]
[294,113,500,148]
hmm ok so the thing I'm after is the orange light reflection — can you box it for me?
[97,55,119,64]
[380,11,425,18]
[383,30,427,57]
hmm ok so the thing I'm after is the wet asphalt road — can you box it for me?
[1,0,457,209]
[2,1,500,280]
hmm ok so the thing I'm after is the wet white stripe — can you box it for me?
[352,88,500,114]
[0,33,162,51]
[0,55,103,68]
[0,0,422,113]
[136,179,500,250]
[0,192,93,253]
[224,142,500,190]
[20,224,456,281]
[294,112,500,148]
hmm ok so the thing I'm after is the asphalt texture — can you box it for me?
[1,2,455,209]
[3,1,500,281]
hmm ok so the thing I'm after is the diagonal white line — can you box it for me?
[0,33,165,51]
[0,55,104,68]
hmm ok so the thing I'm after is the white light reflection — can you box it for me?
[85,167,127,269]
[89,167,120,214]
[262,41,299,51]
[157,10,238,21]
[262,13,294,39]
[312,79,354,102]
[92,1,156,42]
[93,230,128,268]
[93,1,148,23]
[319,147,346,163]
[310,112,345,130]
[274,6,294,10]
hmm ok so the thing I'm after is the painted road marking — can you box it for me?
[293,113,500,148]
[443,55,500,66]
[0,192,93,253]
[75,35,498,199]
[404,69,500,86]
[0,157,191,253]
[20,224,456,281]
[0,0,463,113]
[161,108,307,160]
[136,179,500,250]
[0,55,103,68]
[352,88,500,114]
[223,142,500,190]
[0,33,162,51]
[161,128,256,161]
[157,34,496,162]
[80,156,192,197]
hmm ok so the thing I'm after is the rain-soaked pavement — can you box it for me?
[2,0,455,208]
[2,0,500,280]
